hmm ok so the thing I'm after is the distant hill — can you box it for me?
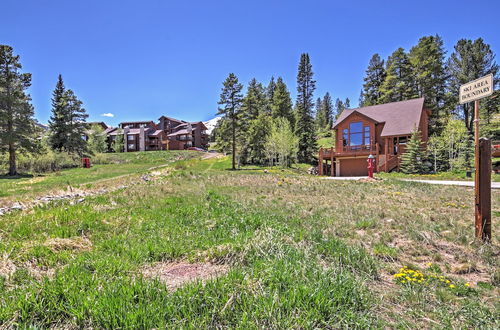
[203,116,221,135]
[36,122,48,131]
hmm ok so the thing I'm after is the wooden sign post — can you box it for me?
[460,74,494,241]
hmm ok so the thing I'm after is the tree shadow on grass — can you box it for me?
[0,173,37,180]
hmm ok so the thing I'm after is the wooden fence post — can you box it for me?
[475,138,492,241]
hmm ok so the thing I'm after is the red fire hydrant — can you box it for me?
[367,154,375,178]
[82,158,91,168]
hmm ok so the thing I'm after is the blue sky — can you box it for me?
[2,0,499,126]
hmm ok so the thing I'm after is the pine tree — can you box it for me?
[217,73,243,170]
[48,74,67,151]
[240,78,268,164]
[400,128,426,174]
[48,75,89,155]
[314,97,325,131]
[295,53,317,163]
[361,54,386,106]
[0,45,41,175]
[271,77,294,125]
[241,78,267,122]
[409,35,448,135]
[344,97,351,109]
[245,113,271,165]
[334,98,345,119]
[447,38,499,135]
[322,92,334,127]
[63,89,88,155]
[266,76,276,113]
[380,48,417,103]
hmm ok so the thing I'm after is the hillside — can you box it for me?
[0,152,498,328]
[203,116,221,135]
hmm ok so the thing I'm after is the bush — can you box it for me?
[0,151,80,174]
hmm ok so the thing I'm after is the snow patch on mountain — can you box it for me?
[203,116,222,135]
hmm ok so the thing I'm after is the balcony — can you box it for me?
[177,135,193,141]
[320,143,378,158]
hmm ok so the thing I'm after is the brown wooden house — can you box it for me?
[158,116,209,150]
[107,121,167,152]
[319,97,429,176]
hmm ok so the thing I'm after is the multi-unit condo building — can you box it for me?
[318,97,429,176]
[105,115,209,152]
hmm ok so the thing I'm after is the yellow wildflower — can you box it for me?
[449,284,455,288]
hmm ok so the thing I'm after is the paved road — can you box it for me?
[322,176,500,189]
[402,179,500,189]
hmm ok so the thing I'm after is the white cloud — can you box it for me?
[101,113,114,118]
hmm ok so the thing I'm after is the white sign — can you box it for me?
[459,74,494,104]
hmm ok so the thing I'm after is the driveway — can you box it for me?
[322,176,500,189]
[402,179,500,189]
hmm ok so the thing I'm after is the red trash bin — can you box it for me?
[82,158,91,168]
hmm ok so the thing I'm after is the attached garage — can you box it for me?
[338,158,367,176]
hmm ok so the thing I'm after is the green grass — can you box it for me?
[0,151,198,201]
[0,153,498,328]
[317,136,335,149]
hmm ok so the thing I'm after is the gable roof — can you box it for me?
[159,115,186,123]
[333,98,425,137]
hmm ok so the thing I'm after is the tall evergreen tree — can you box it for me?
[447,38,499,135]
[314,97,325,131]
[271,77,294,125]
[240,78,268,164]
[344,97,351,109]
[322,92,334,127]
[380,48,417,103]
[48,74,67,151]
[266,76,276,113]
[245,113,271,165]
[361,54,386,106]
[295,53,317,163]
[409,35,448,135]
[0,45,41,175]
[241,78,267,122]
[48,75,89,155]
[334,98,345,119]
[63,89,88,155]
[217,73,243,170]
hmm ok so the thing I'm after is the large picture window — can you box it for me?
[349,122,363,146]
[343,122,371,149]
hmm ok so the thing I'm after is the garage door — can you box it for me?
[339,158,367,176]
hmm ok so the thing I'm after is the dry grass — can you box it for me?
[44,236,93,252]
[199,170,500,323]
[141,262,229,291]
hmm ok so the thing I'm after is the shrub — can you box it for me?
[0,151,80,174]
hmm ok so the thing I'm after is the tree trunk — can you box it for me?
[231,117,236,170]
[9,143,16,176]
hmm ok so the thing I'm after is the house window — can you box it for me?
[128,144,134,150]
[363,126,371,146]
[349,122,363,146]
[342,129,348,146]
[127,135,134,141]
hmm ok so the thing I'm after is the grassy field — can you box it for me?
[0,152,498,328]
[0,151,197,204]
